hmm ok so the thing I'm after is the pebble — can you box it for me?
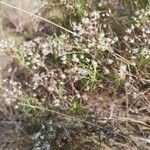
[0,54,13,81]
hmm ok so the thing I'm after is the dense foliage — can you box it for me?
[0,0,149,149]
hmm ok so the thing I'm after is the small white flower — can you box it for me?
[92,60,97,68]
[131,25,135,30]
[28,51,33,56]
[32,132,41,140]
[42,124,45,129]
[130,38,135,43]
[60,74,66,79]
[114,37,118,42]
[53,99,60,107]
[72,54,79,62]
[103,24,107,28]
[82,18,90,24]
[76,93,81,98]
[108,9,111,14]
[142,33,146,38]
[98,2,102,7]
[15,105,19,109]
[106,13,110,16]
[40,135,44,140]
[92,11,100,18]
[104,67,110,74]
[61,55,67,64]
[142,27,145,32]
[124,36,129,41]
[146,29,150,34]
[80,54,84,59]
[132,48,139,54]
[135,10,140,15]
[5,98,11,105]
[83,48,90,53]
[131,56,136,60]
[108,59,113,64]
[131,62,136,66]
[26,62,30,66]
[42,46,50,56]
[78,68,88,76]
[133,92,138,99]
[140,48,150,59]
[126,28,132,33]
[86,58,90,63]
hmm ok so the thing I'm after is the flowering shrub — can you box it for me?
[0,0,149,149]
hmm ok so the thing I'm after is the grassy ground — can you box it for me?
[0,0,150,149]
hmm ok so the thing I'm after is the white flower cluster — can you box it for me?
[0,39,8,54]
[140,47,150,59]
[97,33,118,52]
[0,80,22,105]
[124,7,149,48]
[19,40,45,69]
[73,9,118,53]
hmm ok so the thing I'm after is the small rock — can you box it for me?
[0,54,13,81]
